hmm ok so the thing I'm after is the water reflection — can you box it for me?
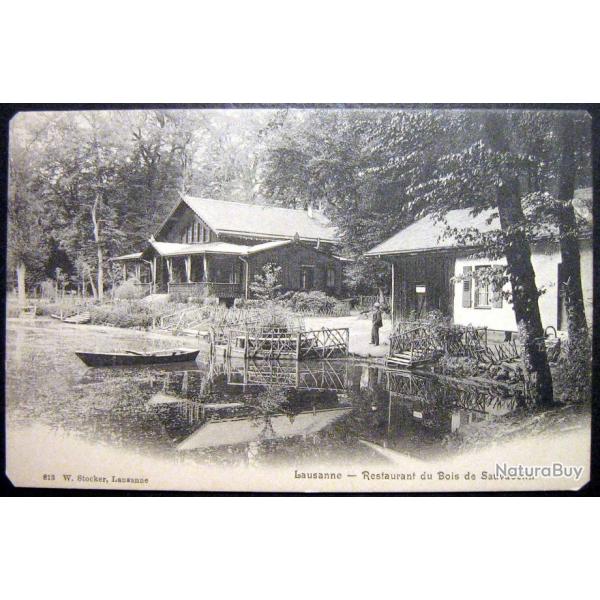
[6,322,522,467]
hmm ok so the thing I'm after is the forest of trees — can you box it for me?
[9,108,591,298]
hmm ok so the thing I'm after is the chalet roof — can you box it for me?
[150,240,248,257]
[148,239,291,258]
[176,408,351,450]
[178,195,339,243]
[365,208,498,256]
[365,187,593,256]
[110,252,143,261]
[245,239,292,254]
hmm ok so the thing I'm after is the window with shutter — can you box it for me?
[462,266,472,308]
[474,265,491,308]
[492,283,503,308]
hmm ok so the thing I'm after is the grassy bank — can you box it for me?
[443,401,590,453]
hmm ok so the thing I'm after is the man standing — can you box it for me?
[371,302,383,346]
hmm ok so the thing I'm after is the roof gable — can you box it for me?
[177,408,351,450]
[179,195,339,242]
[365,187,593,256]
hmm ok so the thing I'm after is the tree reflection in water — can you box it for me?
[7,322,524,468]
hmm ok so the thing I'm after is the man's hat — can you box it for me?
[373,302,380,307]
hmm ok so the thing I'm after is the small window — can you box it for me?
[474,265,491,308]
[203,226,210,242]
[326,266,335,287]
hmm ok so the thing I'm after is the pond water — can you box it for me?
[6,320,520,468]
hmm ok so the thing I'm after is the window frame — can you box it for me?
[326,265,336,288]
[473,265,492,309]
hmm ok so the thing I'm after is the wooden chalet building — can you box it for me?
[365,188,593,334]
[111,195,346,304]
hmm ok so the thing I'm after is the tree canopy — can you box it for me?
[8,108,592,297]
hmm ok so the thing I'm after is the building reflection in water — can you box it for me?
[355,369,522,459]
[74,356,522,464]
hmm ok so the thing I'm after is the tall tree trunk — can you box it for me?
[87,270,98,300]
[91,195,104,302]
[16,262,26,308]
[556,113,588,338]
[485,113,554,406]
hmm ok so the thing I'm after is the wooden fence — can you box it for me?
[387,323,489,368]
[210,326,349,360]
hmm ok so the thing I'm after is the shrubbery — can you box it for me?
[233,298,265,309]
[280,290,348,315]
[89,301,157,329]
[113,277,146,300]
[554,332,591,404]
[7,304,21,318]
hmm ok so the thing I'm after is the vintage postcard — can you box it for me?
[5,106,592,492]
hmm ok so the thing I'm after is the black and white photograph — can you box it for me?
[4,106,594,492]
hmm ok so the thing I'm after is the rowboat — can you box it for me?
[75,348,200,367]
[51,312,91,324]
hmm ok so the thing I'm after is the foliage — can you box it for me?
[40,279,58,300]
[249,263,283,300]
[89,301,157,329]
[233,298,264,309]
[8,108,592,312]
[280,290,348,315]
[113,278,146,300]
[260,110,468,293]
[554,331,591,404]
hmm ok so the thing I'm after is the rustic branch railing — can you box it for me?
[168,282,243,298]
[210,326,349,360]
[386,370,522,414]
[388,324,489,366]
[226,359,349,391]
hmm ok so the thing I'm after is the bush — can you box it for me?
[7,304,21,318]
[554,331,591,404]
[113,278,146,300]
[89,301,157,329]
[234,298,263,309]
[40,279,57,300]
[281,291,348,315]
[35,299,90,317]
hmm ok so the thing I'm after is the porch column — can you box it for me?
[391,261,395,326]
[122,263,128,280]
[203,254,210,282]
[185,256,192,282]
[151,257,157,293]
[134,263,141,280]
[166,257,173,282]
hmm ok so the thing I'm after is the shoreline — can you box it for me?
[7,316,389,363]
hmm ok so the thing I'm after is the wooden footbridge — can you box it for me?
[386,323,490,368]
[210,325,350,361]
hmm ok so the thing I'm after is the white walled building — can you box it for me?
[365,188,593,334]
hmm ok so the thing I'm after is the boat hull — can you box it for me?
[76,349,200,367]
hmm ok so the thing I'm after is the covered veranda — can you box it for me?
[142,241,245,299]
